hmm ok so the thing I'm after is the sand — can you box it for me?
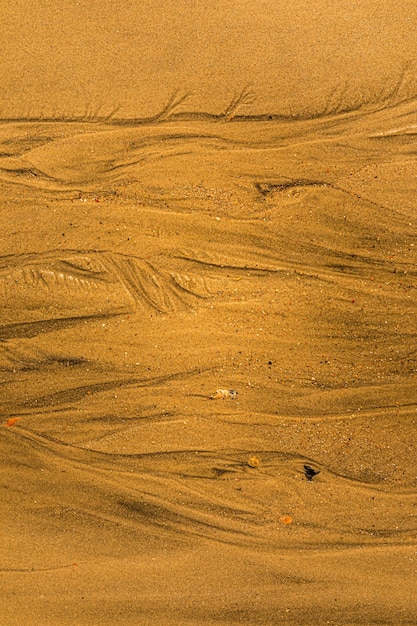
[1,2,417,625]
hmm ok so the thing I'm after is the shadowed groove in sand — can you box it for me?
[0,367,207,411]
[0,314,123,342]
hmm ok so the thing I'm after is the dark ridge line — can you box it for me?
[255,179,329,195]
[124,133,239,148]
[0,565,76,573]
[0,313,125,341]
[0,165,47,178]
[15,378,137,409]
[3,406,81,419]
[120,486,256,521]
[116,497,256,541]
[0,247,157,263]
[0,248,112,266]
[1,92,417,127]
[0,355,88,373]
[175,254,282,274]
[0,112,289,125]
[0,112,313,125]
[176,252,374,282]
[79,412,178,446]
[7,366,209,410]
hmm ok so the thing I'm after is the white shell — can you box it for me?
[209,389,238,400]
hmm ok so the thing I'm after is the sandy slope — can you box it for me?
[0,99,416,624]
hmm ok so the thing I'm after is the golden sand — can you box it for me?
[1,2,417,624]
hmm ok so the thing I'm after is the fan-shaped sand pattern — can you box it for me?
[0,249,216,330]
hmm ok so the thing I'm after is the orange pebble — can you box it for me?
[280,515,293,525]
[5,418,21,427]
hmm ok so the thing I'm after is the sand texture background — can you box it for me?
[1,2,417,624]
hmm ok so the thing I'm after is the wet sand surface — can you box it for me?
[1,3,417,625]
